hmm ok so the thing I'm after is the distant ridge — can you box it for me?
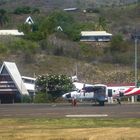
[0,0,138,12]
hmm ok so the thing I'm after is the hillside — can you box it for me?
[0,1,139,84]
[0,53,135,84]
[0,0,138,10]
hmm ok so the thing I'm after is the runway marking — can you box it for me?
[65,114,108,117]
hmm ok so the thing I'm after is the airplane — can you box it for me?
[62,82,107,106]
[111,86,140,98]
[106,83,140,101]
[107,83,135,98]
[62,81,140,106]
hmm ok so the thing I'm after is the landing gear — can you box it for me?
[99,101,105,106]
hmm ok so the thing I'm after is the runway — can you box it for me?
[0,103,140,118]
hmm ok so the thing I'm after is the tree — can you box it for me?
[35,74,74,102]
[40,10,73,33]
[18,10,81,41]
[18,23,33,34]
[39,10,80,41]
[63,23,81,41]
[110,34,124,52]
[0,9,8,27]
[95,17,107,31]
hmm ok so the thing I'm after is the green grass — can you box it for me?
[0,118,140,128]
[0,118,140,140]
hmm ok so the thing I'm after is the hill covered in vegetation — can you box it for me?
[0,0,139,84]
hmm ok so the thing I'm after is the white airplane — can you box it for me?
[106,83,135,98]
[62,82,107,106]
[110,86,140,98]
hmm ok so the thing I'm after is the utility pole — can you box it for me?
[131,0,139,103]
[134,38,138,88]
[75,64,78,78]
[132,31,140,103]
[132,37,138,103]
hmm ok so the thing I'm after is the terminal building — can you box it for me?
[0,61,35,103]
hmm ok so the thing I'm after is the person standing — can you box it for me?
[117,97,121,105]
[73,96,77,106]
[72,95,77,107]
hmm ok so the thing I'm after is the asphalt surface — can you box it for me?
[0,103,140,118]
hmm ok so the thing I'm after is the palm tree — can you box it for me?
[0,9,8,27]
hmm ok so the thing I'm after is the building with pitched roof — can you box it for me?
[22,76,35,98]
[0,61,35,103]
[25,16,34,25]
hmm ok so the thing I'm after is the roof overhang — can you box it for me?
[0,30,24,36]
[81,31,112,36]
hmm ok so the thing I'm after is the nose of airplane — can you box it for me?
[62,94,66,98]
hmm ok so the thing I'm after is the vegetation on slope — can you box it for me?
[0,1,139,84]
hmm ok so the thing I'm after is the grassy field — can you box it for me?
[0,118,140,140]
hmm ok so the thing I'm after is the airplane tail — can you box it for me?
[124,87,140,96]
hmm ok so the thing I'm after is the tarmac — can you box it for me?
[0,102,140,118]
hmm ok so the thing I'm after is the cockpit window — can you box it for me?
[66,93,71,98]
[83,86,94,92]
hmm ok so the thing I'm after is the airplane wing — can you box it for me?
[73,82,93,90]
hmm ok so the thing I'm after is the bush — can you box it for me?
[10,38,38,53]
[63,23,81,41]
[79,43,104,61]
[26,31,44,41]
[22,95,31,103]
[34,92,48,103]
[0,43,7,54]
[110,34,123,52]
[14,6,31,14]
[32,8,40,14]
[18,23,33,34]
[85,8,100,13]
[35,74,73,102]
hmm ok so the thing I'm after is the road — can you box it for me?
[0,103,140,118]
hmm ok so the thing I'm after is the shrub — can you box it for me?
[14,6,31,14]
[34,92,48,103]
[0,43,7,54]
[10,38,38,53]
[35,74,73,102]
[110,34,123,52]
[22,95,31,103]
[32,8,40,14]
